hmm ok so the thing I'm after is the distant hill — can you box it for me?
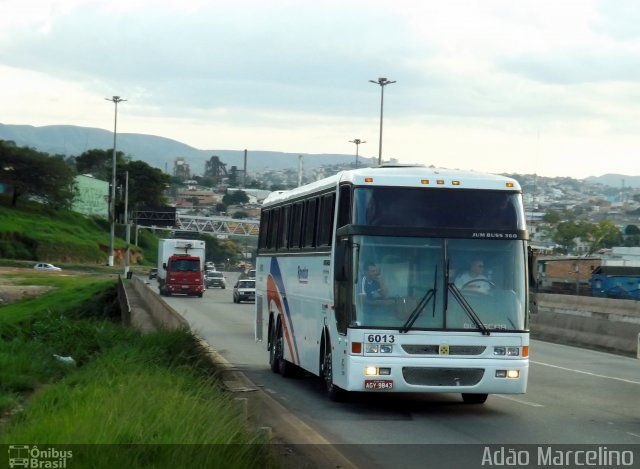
[584,174,640,189]
[0,123,372,174]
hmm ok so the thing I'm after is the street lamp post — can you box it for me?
[369,77,396,165]
[124,170,130,277]
[105,96,126,267]
[348,139,366,168]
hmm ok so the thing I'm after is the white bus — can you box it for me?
[255,166,529,403]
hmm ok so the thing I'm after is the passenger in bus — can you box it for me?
[454,258,493,294]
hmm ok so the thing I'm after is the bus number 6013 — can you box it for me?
[367,334,395,343]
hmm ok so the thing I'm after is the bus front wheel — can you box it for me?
[462,393,488,404]
[321,335,345,402]
[273,320,294,377]
[269,319,279,373]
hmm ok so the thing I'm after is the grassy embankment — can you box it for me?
[0,272,274,467]
[0,196,158,268]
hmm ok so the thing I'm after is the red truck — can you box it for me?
[157,239,206,297]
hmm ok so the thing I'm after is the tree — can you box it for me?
[587,220,622,254]
[553,221,581,253]
[0,140,76,208]
[543,209,560,224]
[73,148,126,181]
[195,175,216,188]
[123,160,171,210]
[223,190,249,205]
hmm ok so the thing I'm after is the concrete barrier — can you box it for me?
[531,293,640,357]
[127,276,189,330]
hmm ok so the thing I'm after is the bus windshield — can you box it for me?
[352,236,527,332]
[353,187,525,230]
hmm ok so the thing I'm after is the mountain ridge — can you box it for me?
[2,123,639,187]
[0,123,373,174]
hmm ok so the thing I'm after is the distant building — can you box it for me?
[601,246,640,267]
[592,265,640,299]
[174,157,191,180]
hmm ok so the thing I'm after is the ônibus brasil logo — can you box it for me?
[8,445,73,468]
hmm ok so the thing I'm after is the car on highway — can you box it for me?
[34,263,61,271]
[233,279,255,303]
[205,271,226,289]
[148,267,158,280]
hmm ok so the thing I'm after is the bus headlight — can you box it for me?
[365,344,393,353]
[496,370,520,379]
[365,344,379,353]
[365,366,378,376]
[364,367,391,376]
[494,346,520,356]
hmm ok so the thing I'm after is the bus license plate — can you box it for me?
[365,380,393,390]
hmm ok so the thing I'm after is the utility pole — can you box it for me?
[369,77,396,165]
[349,139,366,168]
[243,149,248,187]
[105,95,126,267]
[124,171,130,277]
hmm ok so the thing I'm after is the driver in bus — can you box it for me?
[361,262,389,302]
[455,258,492,294]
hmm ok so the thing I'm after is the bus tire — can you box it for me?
[462,393,488,404]
[274,320,295,378]
[321,334,346,402]
[269,319,279,373]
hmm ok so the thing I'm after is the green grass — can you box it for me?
[0,272,275,468]
[0,197,157,266]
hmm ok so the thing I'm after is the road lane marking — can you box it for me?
[531,361,640,385]
[494,394,544,407]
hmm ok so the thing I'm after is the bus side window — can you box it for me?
[337,185,352,227]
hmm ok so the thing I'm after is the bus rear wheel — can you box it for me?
[462,393,488,404]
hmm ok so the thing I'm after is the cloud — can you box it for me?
[499,49,640,85]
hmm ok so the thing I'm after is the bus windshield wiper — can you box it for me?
[400,265,437,333]
[447,283,491,336]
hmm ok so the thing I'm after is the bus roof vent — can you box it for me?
[378,163,426,168]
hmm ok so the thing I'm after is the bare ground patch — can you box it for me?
[0,267,58,305]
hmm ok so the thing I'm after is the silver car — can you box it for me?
[205,271,226,289]
[233,279,255,303]
[34,263,61,271]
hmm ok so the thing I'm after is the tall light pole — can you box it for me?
[349,139,366,168]
[369,77,396,165]
[124,170,130,277]
[105,95,126,267]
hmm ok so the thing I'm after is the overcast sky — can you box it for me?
[2,0,640,178]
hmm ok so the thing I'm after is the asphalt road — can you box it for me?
[157,272,640,468]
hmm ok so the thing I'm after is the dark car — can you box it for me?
[148,268,158,280]
[233,279,255,303]
[205,271,226,289]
